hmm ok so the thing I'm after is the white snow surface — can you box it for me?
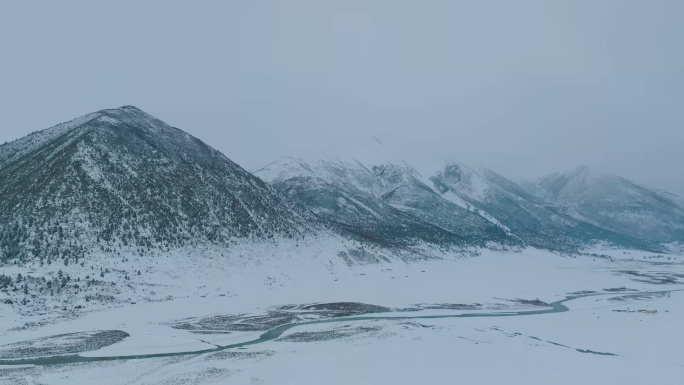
[1,246,683,384]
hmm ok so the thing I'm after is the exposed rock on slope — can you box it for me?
[430,163,649,250]
[257,156,511,248]
[256,138,517,249]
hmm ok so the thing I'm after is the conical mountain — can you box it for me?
[0,106,319,264]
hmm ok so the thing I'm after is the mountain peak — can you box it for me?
[117,105,142,111]
[569,164,603,179]
[0,107,323,265]
[100,105,156,117]
[570,164,590,175]
[0,106,188,172]
[524,166,684,244]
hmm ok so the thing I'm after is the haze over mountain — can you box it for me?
[1,106,684,378]
[1,106,682,273]
[256,153,512,250]
[521,166,684,245]
[257,135,682,252]
[2,3,684,382]
[3,1,684,200]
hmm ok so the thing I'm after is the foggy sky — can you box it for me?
[1,1,683,196]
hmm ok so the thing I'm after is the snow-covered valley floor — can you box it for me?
[1,248,683,384]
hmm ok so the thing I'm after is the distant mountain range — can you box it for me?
[521,166,684,245]
[257,137,673,252]
[1,106,682,268]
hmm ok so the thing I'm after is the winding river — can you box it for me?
[0,290,676,367]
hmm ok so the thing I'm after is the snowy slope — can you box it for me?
[0,106,325,265]
[0,108,475,319]
[522,166,684,245]
[256,138,514,249]
[431,163,650,250]
[257,136,647,251]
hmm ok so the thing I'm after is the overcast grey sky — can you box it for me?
[1,1,683,195]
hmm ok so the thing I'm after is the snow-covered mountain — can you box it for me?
[429,163,650,250]
[257,137,652,251]
[2,105,678,270]
[521,166,684,246]
[0,106,321,265]
[256,138,517,250]
[0,107,681,323]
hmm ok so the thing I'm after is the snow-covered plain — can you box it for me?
[1,247,683,384]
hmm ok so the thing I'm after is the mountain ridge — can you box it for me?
[2,107,681,267]
[0,106,326,265]
[521,166,684,245]
[257,137,673,252]
[0,106,681,319]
